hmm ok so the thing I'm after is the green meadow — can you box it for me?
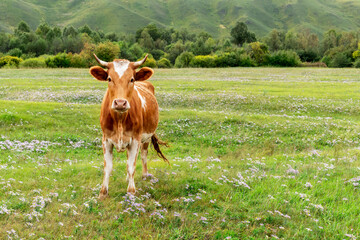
[1,67,360,239]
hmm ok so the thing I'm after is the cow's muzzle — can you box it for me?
[112,99,130,112]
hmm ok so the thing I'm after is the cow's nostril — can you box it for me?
[113,99,128,110]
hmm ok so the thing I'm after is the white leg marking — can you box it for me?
[100,139,113,196]
[127,140,139,193]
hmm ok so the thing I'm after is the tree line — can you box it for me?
[0,20,359,68]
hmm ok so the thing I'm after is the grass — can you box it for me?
[1,67,360,239]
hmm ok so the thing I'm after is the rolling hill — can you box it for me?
[0,0,359,37]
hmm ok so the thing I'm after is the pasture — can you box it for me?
[1,67,360,239]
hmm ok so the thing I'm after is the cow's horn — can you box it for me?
[93,54,109,67]
[133,54,148,68]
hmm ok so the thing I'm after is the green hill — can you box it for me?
[0,0,359,37]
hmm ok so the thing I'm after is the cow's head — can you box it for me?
[89,54,153,113]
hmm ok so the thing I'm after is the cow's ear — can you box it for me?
[135,67,154,81]
[90,66,108,81]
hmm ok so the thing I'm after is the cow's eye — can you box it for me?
[108,77,111,82]
[130,78,134,83]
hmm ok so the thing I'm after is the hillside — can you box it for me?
[0,0,359,37]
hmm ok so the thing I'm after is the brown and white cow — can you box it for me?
[89,54,168,199]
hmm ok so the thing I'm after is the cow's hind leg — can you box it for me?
[99,139,113,200]
[141,142,150,178]
[127,140,140,194]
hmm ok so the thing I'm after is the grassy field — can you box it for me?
[1,67,360,239]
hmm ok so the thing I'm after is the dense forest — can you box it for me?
[0,21,359,68]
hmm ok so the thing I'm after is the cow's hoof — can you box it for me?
[127,187,136,195]
[99,187,109,200]
[98,193,109,200]
[142,173,153,180]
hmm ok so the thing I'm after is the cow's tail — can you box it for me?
[151,134,170,165]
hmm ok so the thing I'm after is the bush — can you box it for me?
[45,53,71,68]
[237,54,256,67]
[19,57,46,68]
[329,53,352,68]
[265,50,301,67]
[94,41,120,62]
[214,52,255,67]
[189,55,216,68]
[0,56,23,68]
[245,42,269,65]
[174,52,194,68]
[353,59,360,68]
[128,43,144,61]
[68,53,88,68]
[6,48,22,57]
[297,50,320,62]
[321,56,332,67]
[300,62,327,68]
[150,49,165,60]
[139,54,157,68]
[157,58,171,68]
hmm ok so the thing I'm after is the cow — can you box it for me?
[89,54,168,199]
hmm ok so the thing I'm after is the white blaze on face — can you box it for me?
[134,86,147,110]
[113,60,130,78]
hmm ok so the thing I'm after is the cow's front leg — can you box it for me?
[127,140,140,194]
[99,139,113,200]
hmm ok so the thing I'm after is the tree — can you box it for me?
[36,22,51,38]
[265,29,285,51]
[139,29,154,50]
[230,22,256,46]
[284,31,300,50]
[0,33,10,53]
[15,21,31,35]
[174,51,194,68]
[321,30,340,54]
[63,26,78,37]
[79,25,93,35]
[105,32,118,42]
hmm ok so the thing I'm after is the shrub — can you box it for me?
[20,57,46,68]
[0,56,23,68]
[150,49,165,60]
[329,53,352,68]
[246,42,269,65]
[300,62,327,68]
[94,41,120,62]
[139,54,157,68]
[68,53,88,68]
[353,59,360,68]
[352,42,360,60]
[320,56,332,67]
[297,50,320,62]
[238,54,256,67]
[174,52,194,68]
[45,53,71,68]
[6,48,22,57]
[265,50,301,67]
[189,55,216,68]
[214,52,255,67]
[128,43,144,61]
[157,58,171,68]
